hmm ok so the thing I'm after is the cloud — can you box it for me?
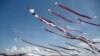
[5,46,42,56]
[6,46,40,53]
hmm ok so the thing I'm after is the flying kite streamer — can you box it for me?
[43,27,67,38]
[28,8,99,52]
[18,38,63,56]
[49,44,81,53]
[43,28,99,52]
[65,32,100,51]
[55,2,92,19]
[28,8,85,37]
[65,42,96,55]
[28,8,88,45]
[43,28,97,51]
[28,8,66,33]
[48,9,74,23]
[43,28,77,39]
[78,18,100,27]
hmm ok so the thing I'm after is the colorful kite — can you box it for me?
[28,8,99,53]
[48,9,74,23]
[78,18,100,27]
[55,2,92,19]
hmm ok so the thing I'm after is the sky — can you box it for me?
[0,0,100,55]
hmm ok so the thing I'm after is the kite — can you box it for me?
[28,8,85,37]
[78,18,100,27]
[28,8,66,33]
[28,8,99,52]
[43,27,67,38]
[65,32,99,51]
[48,9,74,23]
[43,28,99,52]
[55,2,92,19]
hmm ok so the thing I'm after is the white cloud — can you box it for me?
[5,46,42,56]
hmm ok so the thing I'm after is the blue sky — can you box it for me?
[0,0,100,52]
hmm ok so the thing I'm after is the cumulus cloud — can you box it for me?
[5,46,42,56]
